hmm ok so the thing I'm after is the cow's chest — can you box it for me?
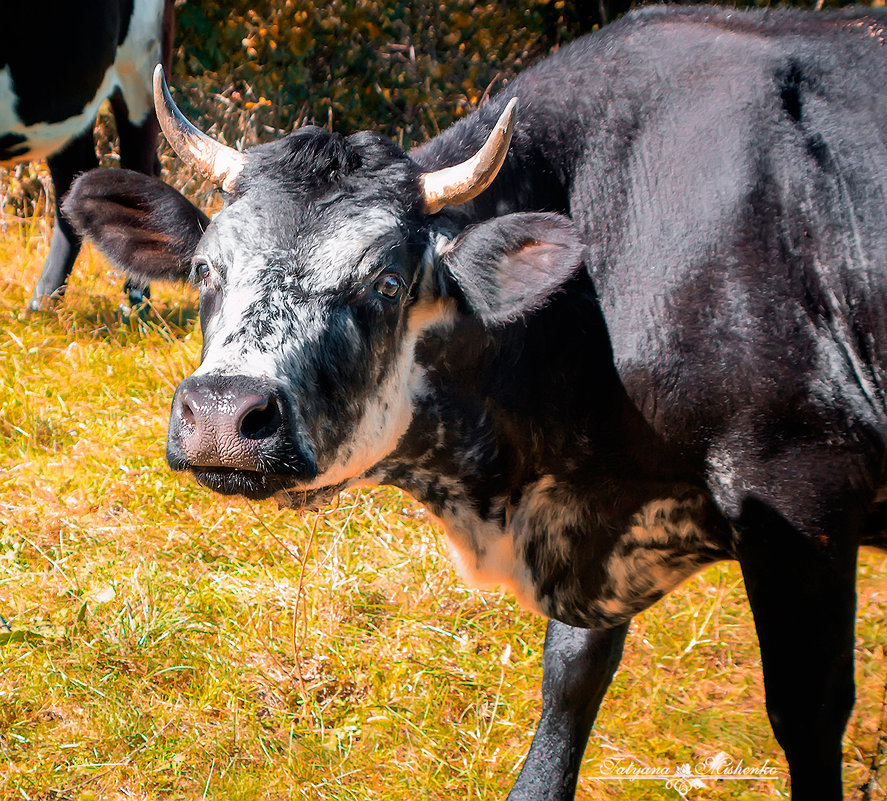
[425,475,729,628]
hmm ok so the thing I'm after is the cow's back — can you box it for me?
[575,9,887,459]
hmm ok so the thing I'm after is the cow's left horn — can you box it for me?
[419,98,518,214]
[153,65,246,193]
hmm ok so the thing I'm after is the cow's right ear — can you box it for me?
[62,168,209,285]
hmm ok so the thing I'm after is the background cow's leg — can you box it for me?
[736,499,859,801]
[111,90,160,310]
[506,619,629,801]
[28,127,98,311]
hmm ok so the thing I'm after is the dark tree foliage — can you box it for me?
[171,0,624,154]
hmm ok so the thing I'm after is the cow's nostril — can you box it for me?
[179,392,196,427]
[239,396,283,440]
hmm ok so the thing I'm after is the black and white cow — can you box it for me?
[0,0,172,310]
[65,6,887,799]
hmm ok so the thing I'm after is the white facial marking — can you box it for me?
[307,329,430,488]
[194,267,280,378]
[192,212,458,491]
[306,209,403,292]
[302,242,456,486]
[197,206,405,378]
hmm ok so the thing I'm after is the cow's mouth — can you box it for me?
[191,467,291,499]
[191,467,344,510]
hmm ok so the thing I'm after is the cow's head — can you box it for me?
[64,67,584,507]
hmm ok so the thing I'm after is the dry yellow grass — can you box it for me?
[0,209,884,800]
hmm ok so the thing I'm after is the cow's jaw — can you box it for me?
[299,328,429,488]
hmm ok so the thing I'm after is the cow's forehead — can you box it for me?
[202,192,409,293]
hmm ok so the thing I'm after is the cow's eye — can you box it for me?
[193,257,212,284]
[373,273,405,301]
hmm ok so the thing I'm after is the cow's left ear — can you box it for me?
[437,213,585,325]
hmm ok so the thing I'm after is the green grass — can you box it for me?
[0,213,885,800]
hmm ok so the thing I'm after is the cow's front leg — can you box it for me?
[737,500,858,800]
[28,127,98,311]
[507,619,629,801]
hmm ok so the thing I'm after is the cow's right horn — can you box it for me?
[153,65,246,193]
[419,97,517,215]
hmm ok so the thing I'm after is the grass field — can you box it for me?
[0,209,885,801]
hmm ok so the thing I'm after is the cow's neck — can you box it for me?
[371,272,733,626]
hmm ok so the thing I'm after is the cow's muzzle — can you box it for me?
[167,374,318,499]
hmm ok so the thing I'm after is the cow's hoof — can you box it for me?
[25,294,60,315]
[119,282,152,322]
[119,299,148,322]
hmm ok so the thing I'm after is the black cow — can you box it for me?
[0,0,173,311]
[65,6,887,799]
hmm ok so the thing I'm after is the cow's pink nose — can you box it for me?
[170,377,286,470]
[176,385,281,468]
[166,374,318,498]
[179,388,278,441]
[166,374,318,481]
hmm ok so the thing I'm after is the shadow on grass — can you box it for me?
[51,297,201,343]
